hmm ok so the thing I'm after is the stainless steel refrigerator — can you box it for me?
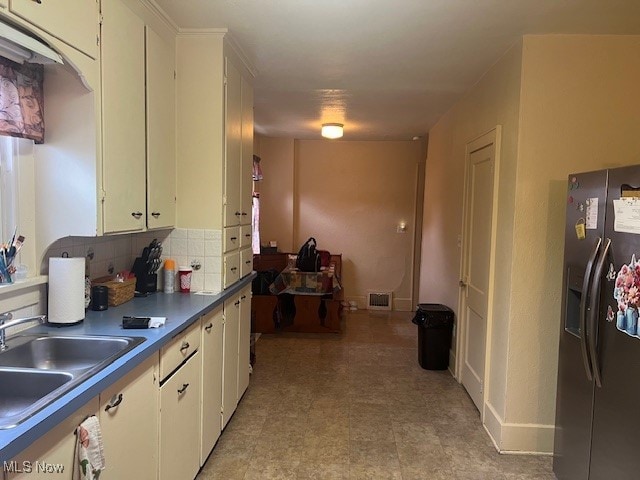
[554,165,640,480]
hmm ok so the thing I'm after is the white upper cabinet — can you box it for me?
[223,58,242,227]
[101,1,176,235]
[100,0,146,234]
[146,26,176,230]
[240,76,254,225]
[9,0,99,59]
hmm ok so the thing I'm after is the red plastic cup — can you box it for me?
[178,267,192,293]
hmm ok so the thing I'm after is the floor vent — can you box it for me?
[367,291,392,311]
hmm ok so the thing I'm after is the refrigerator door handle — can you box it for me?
[579,237,602,382]
[588,237,611,388]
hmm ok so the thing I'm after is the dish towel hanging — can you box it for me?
[73,415,105,480]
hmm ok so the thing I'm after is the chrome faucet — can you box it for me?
[0,313,47,351]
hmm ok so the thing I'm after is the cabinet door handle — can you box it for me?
[234,300,241,306]
[241,295,246,300]
[33,0,42,3]
[230,267,238,272]
[131,211,143,219]
[245,234,251,238]
[235,211,242,217]
[179,341,190,352]
[151,212,161,218]
[245,260,251,265]
[104,393,123,412]
[241,212,248,216]
[230,237,237,241]
[205,323,213,332]
[177,383,189,395]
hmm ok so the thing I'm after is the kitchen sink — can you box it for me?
[0,368,74,429]
[0,335,137,371]
[0,334,145,429]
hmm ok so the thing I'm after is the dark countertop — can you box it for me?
[0,274,254,462]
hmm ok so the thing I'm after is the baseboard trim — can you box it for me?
[483,401,554,454]
[393,297,413,312]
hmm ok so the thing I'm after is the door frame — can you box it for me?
[456,126,502,421]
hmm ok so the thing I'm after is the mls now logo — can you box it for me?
[4,460,65,474]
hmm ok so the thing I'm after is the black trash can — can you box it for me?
[412,303,454,370]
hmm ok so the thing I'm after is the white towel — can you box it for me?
[73,415,105,480]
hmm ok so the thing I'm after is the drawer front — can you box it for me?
[223,226,240,253]
[240,224,252,249]
[159,352,201,480]
[160,320,201,380]
[240,247,253,278]
[223,251,240,289]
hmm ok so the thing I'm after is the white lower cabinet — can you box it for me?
[238,285,251,400]
[222,296,240,427]
[99,355,159,480]
[7,397,99,480]
[200,307,224,465]
[159,351,201,480]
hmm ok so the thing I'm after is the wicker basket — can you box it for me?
[93,276,136,306]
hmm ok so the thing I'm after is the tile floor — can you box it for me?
[197,310,556,479]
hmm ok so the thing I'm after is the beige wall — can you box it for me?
[254,135,295,252]
[508,34,640,429]
[257,137,424,311]
[419,34,640,453]
[420,40,523,424]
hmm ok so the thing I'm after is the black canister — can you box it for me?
[91,285,109,311]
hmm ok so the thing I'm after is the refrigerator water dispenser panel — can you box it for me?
[565,266,585,338]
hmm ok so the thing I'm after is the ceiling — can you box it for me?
[154,0,640,141]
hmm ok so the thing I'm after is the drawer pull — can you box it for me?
[33,0,42,3]
[105,393,123,412]
[180,341,190,352]
[205,323,213,332]
[177,383,189,395]
[131,211,143,219]
[151,211,161,218]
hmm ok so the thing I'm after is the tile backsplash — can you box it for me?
[43,228,223,293]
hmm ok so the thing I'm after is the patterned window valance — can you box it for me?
[0,57,44,143]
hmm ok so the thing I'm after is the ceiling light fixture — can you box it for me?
[321,123,343,139]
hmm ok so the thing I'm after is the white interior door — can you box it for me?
[460,132,498,413]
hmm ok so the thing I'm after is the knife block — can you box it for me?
[132,257,157,294]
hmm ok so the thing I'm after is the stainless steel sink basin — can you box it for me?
[0,368,74,429]
[0,336,136,371]
[0,334,145,429]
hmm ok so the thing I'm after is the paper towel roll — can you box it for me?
[48,257,85,324]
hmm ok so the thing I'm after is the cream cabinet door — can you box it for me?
[200,308,224,465]
[8,397,99,480]
[101,0,146,234]
[99,355,159,480]
[223,226,241,254]
[238,286,251,400]
[10,0,99,59]
[222,296,240,427]
[223,251,240,289]
[159,352,201,480]
[240,77,254,225]
[146,26,176,230]
[223,58,242,227]
[240,246,253,279]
